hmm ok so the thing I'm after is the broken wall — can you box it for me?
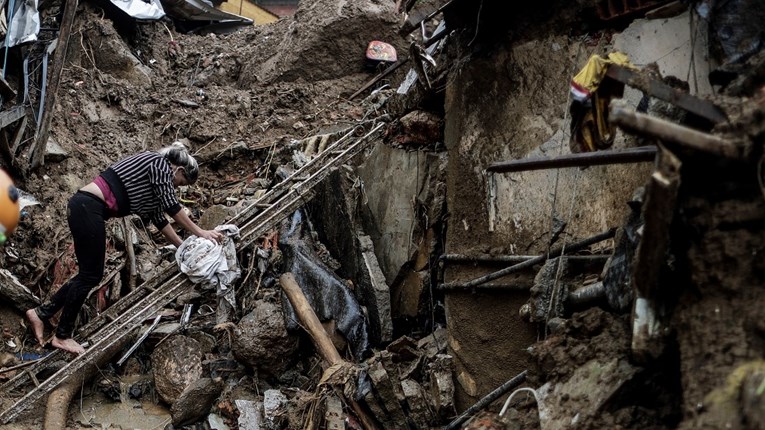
[442,11,712,410]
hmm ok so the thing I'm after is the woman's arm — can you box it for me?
[160,223,184,247]
[171,209,224,243]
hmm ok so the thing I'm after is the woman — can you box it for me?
[26,143,223,354]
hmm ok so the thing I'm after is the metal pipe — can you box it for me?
[439,228,616,290]
[486,146,657,173]
[568,281,606,305]
[443,370,528,430]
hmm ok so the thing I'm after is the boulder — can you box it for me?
[170,378,224,427]
[232,300,299,376]
[151,335,204,404]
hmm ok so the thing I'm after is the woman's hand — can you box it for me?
[197,229,224,243]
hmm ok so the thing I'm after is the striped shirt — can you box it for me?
[100,152,182,229]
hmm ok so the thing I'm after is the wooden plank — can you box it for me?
[10,115,27,154]
[609,100,741,158]
[486,146,657,173]
[0,106,25,130]
[606,64,727,124]
[29,0,79,170]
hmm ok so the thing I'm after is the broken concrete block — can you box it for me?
[364,356,408,429]
[428,354,456,420]
[324,394,345,430]
[233,300,299,376]
[44,137,68,163]
[264,389,287,429]
[151,335,204,404]
[236,399,264,430]
[417,327,448,359]
[170,378,224,427]
[387,335,420,362]
[199,205,236,230]
[401,379,436,429]
[359,235,394,343]
[208,413,230,430]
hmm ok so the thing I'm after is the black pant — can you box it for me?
[36,191,106,339]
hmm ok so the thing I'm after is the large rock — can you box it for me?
[170,378,224,427]
[151,335,204,404]
[232,300,299,376]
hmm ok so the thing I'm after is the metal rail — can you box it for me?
[0,119,386,423]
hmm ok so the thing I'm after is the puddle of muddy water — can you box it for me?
[73,391,170,430]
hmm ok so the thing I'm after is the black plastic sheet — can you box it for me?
[279,210,370,361]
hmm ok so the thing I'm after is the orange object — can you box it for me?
[366,41,397,63]
[0,170,19,243]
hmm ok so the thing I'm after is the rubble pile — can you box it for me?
[0,0,763,429]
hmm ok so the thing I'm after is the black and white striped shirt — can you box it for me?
[100,152,182,229]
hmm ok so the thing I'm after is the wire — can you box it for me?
[499,387,540,417]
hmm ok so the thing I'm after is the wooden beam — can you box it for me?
[486,146,657,173]
[29,0,79,170]
[606,64,727,124]
[0,106,25,130]
[279,273,379,430]
[609,100,742,158]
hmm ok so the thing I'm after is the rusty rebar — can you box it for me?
[439,228,616,290]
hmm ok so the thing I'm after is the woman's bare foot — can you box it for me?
[25,309,45,347]
[51,336,85,355]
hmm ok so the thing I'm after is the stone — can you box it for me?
[365,356,407,428]
[44,137,69,162]
[151,335,204,404]
[401,379,436,429]
[263,389,287,429]
[170,378,224,427]
[359,235,394,343]
[324,394,344,430]
[428,354,456,420]
[232,300,299,376]
[397,110,443,146]
[199,205,236,230]
[417,327,448,359]
[236,400,263,430]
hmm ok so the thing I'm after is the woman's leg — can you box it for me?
[51,192,106,354]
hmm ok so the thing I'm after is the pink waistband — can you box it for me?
[94,176,119,214]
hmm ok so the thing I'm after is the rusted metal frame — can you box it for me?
[29,0,78,170]
[349,28,448,100]
[398,0,456,36]
[438,228,616,290]
[227,121,375,225]
[609,100,742,158]
[1,261,182,392]
[486,146,657,174]
[239,123,385,247]
[605,64,727,124]
[443,370,528,430]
